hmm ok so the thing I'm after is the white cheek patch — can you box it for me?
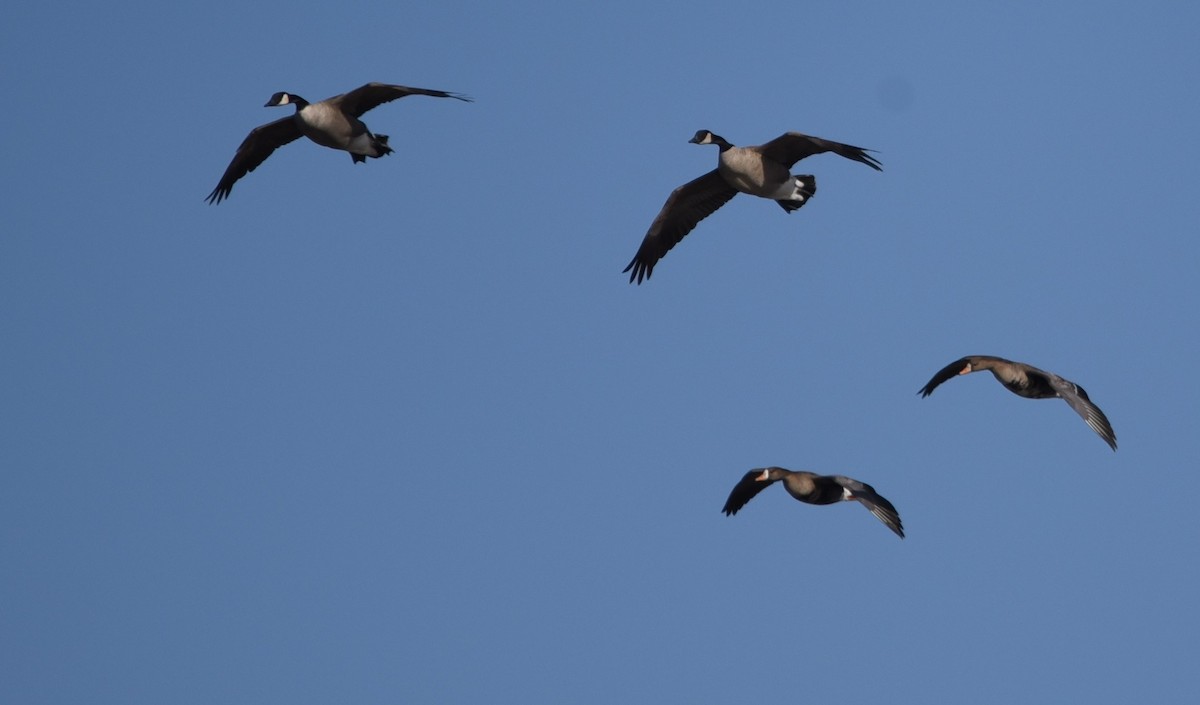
[278,94,291,105]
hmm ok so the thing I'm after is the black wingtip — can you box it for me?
[623,257,650,285]
[831,142,884,171]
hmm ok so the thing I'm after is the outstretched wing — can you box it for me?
[721,470,778,516]
[756,132,883,171]
[206,116,303,204]
[624,170,737,284]
[832,476,905,538]
[1048,375,1118,451]
[918,357,973,397]
[334,82,472,118]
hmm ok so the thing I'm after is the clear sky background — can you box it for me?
[3,1,1198,703]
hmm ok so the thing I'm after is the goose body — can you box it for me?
[207,82,471,204]
[623,130,881,283]
[919,355,1117,451]
[716,141,809,202]
[722,467,904,538]
[291,98,387,156]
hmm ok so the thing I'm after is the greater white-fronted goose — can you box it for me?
[623,130,882,283]
[722,467,904,538]
[919,355,1117,451]
[206,82,471,204]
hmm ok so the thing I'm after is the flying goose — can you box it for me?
[206,82,471,204]
[623,130,882,283]
[722,467,904,538]
[918,355,1117,451]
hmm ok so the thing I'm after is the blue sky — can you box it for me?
[3,1,1199,703]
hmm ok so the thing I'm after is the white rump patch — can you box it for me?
[767,176,810,202]
[348,133,376,156]
[790,177,811,201]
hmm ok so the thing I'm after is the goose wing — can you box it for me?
[721,470,779,516]
[1047,375,1118,451]
[756,132,882,171]
[334,82,472,117]
[832,476,905,538]
[624,170,737,284]
[206,116,303,204]
[917,356,974,397]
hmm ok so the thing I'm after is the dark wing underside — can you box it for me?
[756,132,883,171]
[721,470,777,516]
[333,82,472,118]
[918,357,972,397]
[624,170,738,284]
[832,476,905,538]
[1048,376,1118,451]
[206,116,303,204]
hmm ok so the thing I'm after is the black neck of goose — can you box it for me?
[289,95,309,109]
[711,135,734,151]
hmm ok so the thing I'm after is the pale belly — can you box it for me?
[296,106,361,151]
[718,157,793,198]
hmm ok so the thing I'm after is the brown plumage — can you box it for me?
[623,129,881,283]
[919,355,1117,451]
[207,82,471,204]
[722,467,904,538]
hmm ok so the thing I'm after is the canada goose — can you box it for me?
[722,467,904,538]
[206,82,471,204]
[623,130,882,283]
[919,355,1117,451]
